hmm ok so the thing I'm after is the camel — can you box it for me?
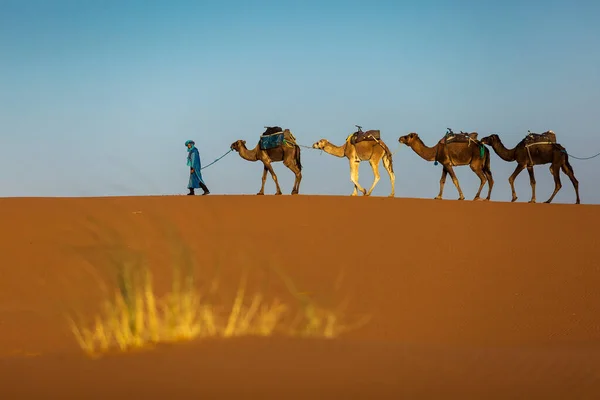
[398,131,494,201]
[312,127,395,197]
[480,132,580,204]
[230,126,302,195]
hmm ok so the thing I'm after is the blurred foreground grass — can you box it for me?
[67,211,369,358]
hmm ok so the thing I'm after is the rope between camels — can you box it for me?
[282,138,317,150]
[560,149,600,160]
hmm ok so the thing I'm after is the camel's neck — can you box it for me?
[409,138,438,162]
[490,139,516,161]
[322,141,346,158]
[237,144,259,161]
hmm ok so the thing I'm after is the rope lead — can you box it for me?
[200,149,234,170]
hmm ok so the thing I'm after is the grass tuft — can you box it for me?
[67,210,369,358]
[68,262,366,358]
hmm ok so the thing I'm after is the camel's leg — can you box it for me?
[292,163,302,194]
[365,158,381,196]
[561,158,580,204]
[382,151,395,197]
[446,165,465,200]
[257,166,268,195]
[484,171,494,201]
[284,159,302,195]
[265,163,283,195]
[349,160,366,196]
[469,163,487,201]
[435,168,448,200]
[289,146,303,195]
[544,163,563,203]
[350,160,358,196]
[483,152,494,201]
[508,164,525,202]
[526,166,536,203]
[483,169,494,201]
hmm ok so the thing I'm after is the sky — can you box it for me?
[1,0,599,203]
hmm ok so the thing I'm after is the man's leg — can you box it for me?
[199,181,210,195]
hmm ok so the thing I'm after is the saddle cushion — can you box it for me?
[262,126,284,136]
[524,130,556,145]
[351,129,381,145]
[260,131,285,150]
[438,132,479,145]
[282,129,297,147]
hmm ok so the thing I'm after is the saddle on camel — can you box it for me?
[438,128,479,145]
[260,126,298,150]
[437,128,486,160]
[523,129,557,146]
[521,129,558,163]
[348,125,381,145]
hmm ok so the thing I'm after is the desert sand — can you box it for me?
[0,195,599,399]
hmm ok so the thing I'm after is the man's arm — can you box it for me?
[190,149,202,173]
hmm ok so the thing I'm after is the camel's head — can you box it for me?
[398,132,418,146]
[312,139,328,150]
[230,140,246,152]
[480,134,498,146]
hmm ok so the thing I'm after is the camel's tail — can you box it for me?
[283,130,302,171]
[557,144,575,173]
[379,140,394,172]
[483,145,491,172]
[295,144,302,171]
[564,154,575,173]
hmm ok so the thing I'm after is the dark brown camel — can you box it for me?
[398,131,494,200]
[230,126,302,195]
[480,132,580,204]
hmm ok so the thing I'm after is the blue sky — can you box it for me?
[1,0,598,203]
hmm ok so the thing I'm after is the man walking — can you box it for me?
[185,140,210,195]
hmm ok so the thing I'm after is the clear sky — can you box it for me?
[1,0,598,203]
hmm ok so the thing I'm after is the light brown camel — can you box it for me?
[398,132,494,200]
[311,132,395,197]
[230,127,302,195]
[480,133,580,204]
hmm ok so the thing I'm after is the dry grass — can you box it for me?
[66,211,369,358]
[68,262,369,358]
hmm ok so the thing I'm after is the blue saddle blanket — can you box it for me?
[260,132,284,150]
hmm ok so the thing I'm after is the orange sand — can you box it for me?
[0,195,599,398]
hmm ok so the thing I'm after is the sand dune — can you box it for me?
[0,195,599,398]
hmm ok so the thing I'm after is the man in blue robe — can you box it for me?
[185,140,210,195]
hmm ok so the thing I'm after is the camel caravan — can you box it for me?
[229,126,581,204]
